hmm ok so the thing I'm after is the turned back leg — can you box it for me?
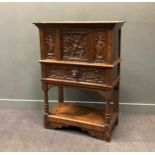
[58,86,64,103]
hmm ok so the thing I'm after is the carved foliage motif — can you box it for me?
[95,32,106,61]
[47,65,104,84]
[45,31,55,58]
[62,32,87,60]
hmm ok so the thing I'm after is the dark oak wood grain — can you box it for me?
[34,21,125,142]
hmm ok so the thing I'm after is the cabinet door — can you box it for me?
[60,30,89,61]
[40,27,112,63]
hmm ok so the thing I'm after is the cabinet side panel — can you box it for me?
[112,65,119,80]
[104,68,113,86]
[106,30,113,63]
[112,29,121,61]
[39,29,46,59]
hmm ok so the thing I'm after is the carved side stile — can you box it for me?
[45,31,56,58]
[95,32,106,62]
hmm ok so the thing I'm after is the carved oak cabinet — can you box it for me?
[34,21,125,142]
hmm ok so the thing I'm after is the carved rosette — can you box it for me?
[62,32,87,60]
[47,65,104,84]
[95,32,106,62]
[45,31,55,58]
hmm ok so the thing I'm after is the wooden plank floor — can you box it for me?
[0,103,155,151]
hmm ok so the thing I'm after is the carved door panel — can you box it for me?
[61,30,88,61]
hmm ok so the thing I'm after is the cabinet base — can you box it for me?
[44,103,118,142]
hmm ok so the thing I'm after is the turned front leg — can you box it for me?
[44,90,49,114]
[98,90,112,124]
[113,83,120,113]
[105,97,112,142]
[105,99,111,124]
[44,89,49,128]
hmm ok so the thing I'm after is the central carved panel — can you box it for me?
[47,65,104,84]
[61,31,87,61]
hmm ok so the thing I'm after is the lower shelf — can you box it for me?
[45,103,118,141]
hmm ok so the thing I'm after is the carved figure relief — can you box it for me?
[95,32,106,61]
[45,32,55,58]
[62,32,86,60]
[47,65,104,84]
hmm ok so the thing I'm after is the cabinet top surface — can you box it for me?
[34,21,125,24]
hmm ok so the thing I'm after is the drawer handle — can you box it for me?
[71,70,80,79]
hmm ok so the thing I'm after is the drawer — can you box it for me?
[45,64,105,84]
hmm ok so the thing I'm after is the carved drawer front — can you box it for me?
[46,64,105,84]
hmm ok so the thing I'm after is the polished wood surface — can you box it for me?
[35,21,124,141]
[50,103,111,125]
[47,103,118,141]
[39,58,122,68]
[34,21,124,23]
